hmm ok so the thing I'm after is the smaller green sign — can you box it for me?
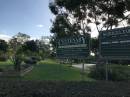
[56,34,90,59]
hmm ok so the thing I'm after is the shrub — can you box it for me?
[24,56,41,65]
[0,68,3,72]
[24,58,36,64]
[0,55,8,61]
[89,65,130,81]
[0,81,129,97]
[88,66,106,80]
[31,56,41,62]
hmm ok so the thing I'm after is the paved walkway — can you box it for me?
[72,64,96,70]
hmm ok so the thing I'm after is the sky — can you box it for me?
[0,0,54,40]
[0,0,99,41]
[0,0,129,41]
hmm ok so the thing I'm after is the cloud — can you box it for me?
[36,24,44,28]
[0,34,11,41]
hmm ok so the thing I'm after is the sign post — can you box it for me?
[105,60,108,81]
[81,59,85,80]
[56,34,90,59]
[99,26,130,81]
[56,34,90,80]
[100,26,130,60]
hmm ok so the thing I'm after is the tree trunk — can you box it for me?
[14,55,21,71]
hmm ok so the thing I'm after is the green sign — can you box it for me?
[56,34,90,59]
[100,26,130,60]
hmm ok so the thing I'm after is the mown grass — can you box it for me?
[0,60,13,69]
[23,59,94,81]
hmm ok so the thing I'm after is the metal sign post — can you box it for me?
[99,26,130,81]
[105,60,108,81]
[81,59,85,81]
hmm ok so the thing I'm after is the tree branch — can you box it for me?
[118,14,130,23]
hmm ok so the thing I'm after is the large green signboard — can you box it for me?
[100,26,130,60]
[56,34,90,59]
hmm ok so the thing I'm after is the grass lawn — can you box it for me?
[23,59,94,81]
[0,60,13,69]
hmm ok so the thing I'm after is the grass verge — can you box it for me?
[23,59,94,81]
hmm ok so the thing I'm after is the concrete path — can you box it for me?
[72,64,96,70]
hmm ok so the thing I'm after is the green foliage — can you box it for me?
[22,40,39,53]
[13,32,30,43]
[0,39,8,52]
[9,33,30,71]
[24,56,41,65]
[0,55,8,61]
[13,55,23,71]
[50,0,130,34]
[0,60,13,69]
[89,65,130,81]
[49,2,58,15]
[51,14,79,38]
[126,0,130,11]
[49,0,92,38]
[0,40,8,61]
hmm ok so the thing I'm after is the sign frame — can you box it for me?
[56,34,91,60]
[99,26,130,60]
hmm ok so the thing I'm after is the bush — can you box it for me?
[24,58,37,64]
[0,68,3,72]
[110,60,130,65]
[0,81,129,97]
[24,56,41,65]
[31,56,41,62]
[88,66,106,80]
[89,65,130,81]
[0,55,8,61]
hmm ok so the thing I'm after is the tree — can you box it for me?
[9,38,23,71]
[22,40,41,64]
[0,39,8,61]
[49,0,130,57]
[89,0,130,31]
[49,0,92,36]
[8,32,30,71]
[13,32,30,44]
[36,39,51,59]
[0,39,8,52]
[126,0,130,11]
[50,14,78,38]
[50,0,130,33]
[22,40,39,54]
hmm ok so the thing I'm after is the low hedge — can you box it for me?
[89,65,130,81]
[0,80,129,97]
